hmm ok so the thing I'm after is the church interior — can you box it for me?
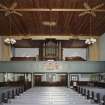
[0,0,105,105]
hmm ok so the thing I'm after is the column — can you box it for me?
[67,73,70,88]
[25,73,28,89]
[31,73,34,88]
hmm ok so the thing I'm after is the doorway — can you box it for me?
[70,74,79,87]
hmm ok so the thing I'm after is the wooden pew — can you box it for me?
[0,86,24,103]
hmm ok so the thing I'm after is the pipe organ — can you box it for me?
[39,39,62,60]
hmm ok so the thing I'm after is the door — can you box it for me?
[34,75,42,86]
[70,75,79,87]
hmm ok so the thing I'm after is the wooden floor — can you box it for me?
[4,87,98,105]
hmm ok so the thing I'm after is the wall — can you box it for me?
[78,74,91,81]
[0,36,12,61]
[70,74,91,81]
[0,73,4,82]
[99,33,105,61]
[14,48,39,57]
[63,48,86,60]
[88,37,100,61]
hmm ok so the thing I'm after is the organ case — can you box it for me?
[39,39,62,60]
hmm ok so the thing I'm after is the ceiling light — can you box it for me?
[4,38,16,45]
[42,21,56,26]
[85,38,96,45]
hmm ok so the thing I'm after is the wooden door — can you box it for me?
[34,75,42,86]
[60,75,67,86]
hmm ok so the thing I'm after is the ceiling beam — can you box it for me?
[5,35,99,40]
[0,8,105,12]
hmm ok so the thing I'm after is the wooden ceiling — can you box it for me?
[0,0,105,36]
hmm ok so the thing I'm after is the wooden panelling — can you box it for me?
[65,56,86,61]
[34,74,67,86]
[14,39,88,48]
[0,0,105,36]
[11,57,36,61]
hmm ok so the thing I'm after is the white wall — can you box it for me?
[63,48,87,60]
[14,48,39,57]
[99,33,105,61]
[79,74,91,81]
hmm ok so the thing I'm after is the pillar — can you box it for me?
[31,73,34,88]
[67,73,70,88]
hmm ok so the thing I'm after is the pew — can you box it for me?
[76,86,105,105]
[0,86,24,103]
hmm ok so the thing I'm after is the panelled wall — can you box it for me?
[0,61,105,73]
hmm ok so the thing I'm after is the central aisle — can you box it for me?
[4,87,98,105]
